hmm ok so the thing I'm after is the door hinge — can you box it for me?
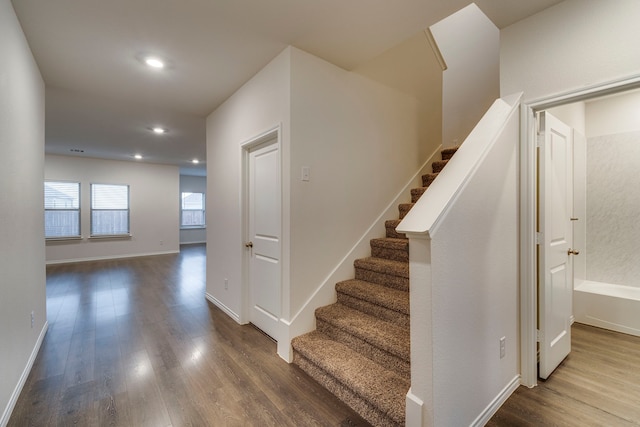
[535,232,542,245]
[536,329,542,342]
[536,133,544,148]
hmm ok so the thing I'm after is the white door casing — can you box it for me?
[247,136,281,341]
[538,111,573,379]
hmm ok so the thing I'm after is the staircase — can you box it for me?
[291,147,458,426]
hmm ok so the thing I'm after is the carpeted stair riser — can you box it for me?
[292,351,404,427]
[398,203,414,219]
[411,187,427,203]
[441,147,458,160]
[422,172,438,188]
[431,159,449,173]
[355,269,408,291]
[370,237,409,263]
[354,258,409,291]
[336,280,409,318]
[337,293,409,328]
[385,219,405,239]
[291,331,408,426]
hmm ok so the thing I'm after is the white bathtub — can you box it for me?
[574,280,640,337]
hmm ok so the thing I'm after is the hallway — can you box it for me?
[8,245,369,426]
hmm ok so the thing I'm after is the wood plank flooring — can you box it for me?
[488,323,640,426]
[10,244,640,426]
[8,244,371,427]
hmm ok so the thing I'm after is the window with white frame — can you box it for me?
[91,184,130,236]
[181,192,205,227]
[44,181,80,238]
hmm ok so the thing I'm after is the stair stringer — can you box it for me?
[279,144,443,362]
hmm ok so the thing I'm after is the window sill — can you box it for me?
[46,236,82,243]
[180,226,206,230]
[89,234,132,240]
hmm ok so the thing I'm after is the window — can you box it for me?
[44,181,80,238]
[91,184,129,236]
[181,192,205,227]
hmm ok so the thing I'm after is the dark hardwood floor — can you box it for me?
[489,323,640,426]
[10,244,640,426]
[8,244,371,427]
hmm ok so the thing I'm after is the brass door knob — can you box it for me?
[568,248,580,255]
[245,241,253,248]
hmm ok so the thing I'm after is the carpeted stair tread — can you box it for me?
[385,219,405,239]
[432,159,449,173]
[354,257,409,290]
[422,172,439,188]
[411,186,427,203]
[441,147,458,160]
[315,304,410,377]
[336,279,409,316]
[316,303,409,360]
[354,257,408,278]
[291,331,408,426]
[370,237,409,262]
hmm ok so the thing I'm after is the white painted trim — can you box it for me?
[45,250,180,265]
[519,73,640,389]
[405,387,425,427]
[205,292,242,324]
[519,104,538,388]
[470,375,521,427]
[1,321,48,427]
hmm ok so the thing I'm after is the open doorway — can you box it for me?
[520,77,640,387]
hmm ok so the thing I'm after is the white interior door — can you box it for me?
[538,111,574,379]
[247,137,281,341]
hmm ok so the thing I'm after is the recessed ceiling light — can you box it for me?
[152,127,167,134]
[192,159,199,164]
[134,154,143,160]
[144,57,165,69]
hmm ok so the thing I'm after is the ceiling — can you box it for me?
[11,0,564,176]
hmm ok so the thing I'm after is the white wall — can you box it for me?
[206,46,437,359]
[431,3,500,147]
[45,155,180,263]
[0,1,47,424]
[585,90,640,138]
[288,47,436,318]
[352,30,443,153]
[206,47,292,324]
[582,92,640,287]
[180,174,207,244]
[501,0,640,101]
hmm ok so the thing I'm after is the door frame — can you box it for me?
[240,125,282,330]
[520,74,640,387]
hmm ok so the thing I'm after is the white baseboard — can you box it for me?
[405,388,427,427]
[205,292,241,324]
[45,249,180,265]
[470,375,520,427]
[1,321,48,427]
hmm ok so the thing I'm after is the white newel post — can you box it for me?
[404,233,434,427]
